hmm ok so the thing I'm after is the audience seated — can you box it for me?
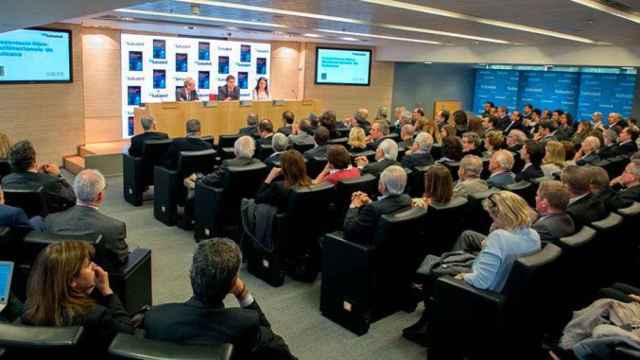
[314,145,360,185]
[278,111,295,136]
[319,110,340,139]
[574,136,601,166]
[256,150,311,211]
[607,112,627,133]
[437,136,464,163]
[516,140,545,182]
[495,106,510,130]
[461,132,483,157]
[353,108,371,132]
[585,165,620,212]
[537,120,559,145]
[264,133,289,168]
[505,129,527,152]
[2,140,76,213]
[0,185,34,231]
[399,124,415,149]
[346,127,368,154]
[22,241,134,350]
[401,132,434,170]
[0,132,11,160]
[128,116,169,157]
[344,166,411,244]
[198,136,261,189]
[608,158,640,208]
[541,140,566,177]
[453,155,489,198]
[561,165,608,228]
[487,150,516,188]
[434,110,449,130]
[613,126,639,156]
[44,169,129,270]
[423,119,443,145]
[452,110,469,134]
[163,119,213,170]
[483,130,505,157]
[239,113,259,137]
[413,164,454,208]
[256,120,275,147]
[503,110,526,134]
[598,129,619,160]
[556,113,575,141]
[143,238,297,359]
[303,126,330,160]
[356,139,400,177]
[288,118,314,146]
[532,180,575,242]
[366,121,390,150]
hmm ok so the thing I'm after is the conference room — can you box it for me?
[0,0,640,359]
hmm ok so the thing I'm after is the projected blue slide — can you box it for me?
[315,48,371,86]
[0,28,72,83]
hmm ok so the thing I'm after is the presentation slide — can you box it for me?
[0,28,72,83]
[315,47,371,86]
[121,33,271,138]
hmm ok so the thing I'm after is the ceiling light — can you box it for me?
[361,0,599,44]
[570,0,640,24]
[423,61,432,64]
[304,33,322,38]
[341,37,358,41]
[115,8,287,28]
[318,29,441,45]
[176,0,510,44]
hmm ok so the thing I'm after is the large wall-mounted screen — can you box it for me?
[315,47,372,86]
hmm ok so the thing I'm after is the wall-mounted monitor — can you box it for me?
[315,47,372,86]
[0,28,72,84]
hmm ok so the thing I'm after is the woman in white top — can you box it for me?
[252,77,271,101]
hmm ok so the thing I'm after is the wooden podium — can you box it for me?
[133,99,322,140]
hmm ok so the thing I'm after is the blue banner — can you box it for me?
[473,69,519,114]
[577,73,636,121]
[518,71,579,116]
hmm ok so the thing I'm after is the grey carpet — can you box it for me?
[99,174,426,359]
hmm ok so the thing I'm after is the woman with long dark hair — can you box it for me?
[257,149,312,210]
[252,77,271,101]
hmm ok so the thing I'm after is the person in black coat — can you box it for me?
[586,165,622,212]
[532,180,575,242]
[256,120,275,147]
[303,126,330,160]
[356,139,400,178]
[144,238,297,360]
[277,111,295,136]
[344,166,412,245]
[503,111,527,134]
[163,119,213,170]
[609,159,640,209]
[561,165,608,229]
[256,150,312,212]
[613,127,639,157]
[22,241,134,351]
[598,129,620,160]
[401,132,434,170]
[0,185,34,231]
[516,140,544,182]
[239,113,259,137]
[461,132,484,157]
[128,116,169,157]
[366,121,389,151]
[1,140,76,214]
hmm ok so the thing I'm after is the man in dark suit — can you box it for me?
[264,133,288,169]
[562,165,608,229]
[574,136,601,166]
[128,116,169,157]
[516,140,544,182]
[176,77,199,102]
[598,129,620,160]
[303,126,330,160]
[366,120,389,151]
[533,180,575,242]
[461,132,484,157]
[606,112,627,134]
[239,113,259,137]
[401,132,434,170]
[0,185,33,231]
[144,238,297,359]
[163,119,213,170]
[43,169,129,270]
[218,75,240,101]
[256,120,275,147]
[356,139,400,178]
[586,165,619,212]
[195,136,263,189]
[495,106,511,131]
[2,140,76,214]
[277,111,294,136]
[613,127,639,157]
[354,108,371,132]
[487,150,516,188]
[538,120,559,145]
[344,166,412,245]
[609,159,640,209]
[503,111,527,134]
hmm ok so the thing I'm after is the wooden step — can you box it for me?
[63,155,85,175]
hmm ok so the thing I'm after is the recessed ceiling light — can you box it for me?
[115,8,288,28]
[361,0,600,44]
[570,0,640,24]
[185,25,197,30]
[176,0,510,44]
[423,61,432,64]
[341,37,358,41]
[304,33,322,38]
[318,29,441,45]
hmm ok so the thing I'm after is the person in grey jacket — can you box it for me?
[487,150,516,189]
[453,155,489,198]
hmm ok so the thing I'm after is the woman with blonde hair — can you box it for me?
[483,130,505,156]
[347,126,367,154]
[541,140,566,177]
[0,132,11,160]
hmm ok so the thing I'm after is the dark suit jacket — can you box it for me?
[463,148,484,157]
[0,204,32,231]
[277,126,292,136]
[303,145,328,160]
[362,159,400,178]
[257,135,274,147]
[576,152,600,166]
[366,138,384,151]
[256,181,291,212]
[496,116,511,131]
[598,144,619,160]
[344,194,412,245]
[487,171,515,189]
[1,171,76,214]
[401,151,434,169]
[607,185,640,210]
[264,152,282,169]
[516,164,544,182]
[128,131,169,157]
[43,205,129,270]
[567,193,608,229]
[503,120,526,134]
[533,212,575,243]
[176,88,199,102]
[614,141,638,157]
[218,85,240,100]
[239,126,258,137]
[164,136,213,170]
[144,297,296,360]
[556,126,575,142]
[200,158,263,188]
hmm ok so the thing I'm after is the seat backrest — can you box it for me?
[286,183,335,236]
[21,232,103,266]
[307,156,328,179]
[200,136,215,148]
[558,225,597,249]
[504,181,536,206]
[0,159,11,180]
[431,143,442,160]
[502,243,562,299]
[0,323,84,355]
[590,212,623,239]
[218,134,239,149]
[177,149,217,177]
[219,163,269,224]
[327,137,348,146]
[292,143,314,154]
[617,201,640,217]
[442,161,460,181]
[256,144,274,161]
[108,333,233,360]
[142,139,172,165]
[334,174,377,214]
[466,188,500,234]
[407,165,432,197]
[424,197,470,254]
[3,185,48,218]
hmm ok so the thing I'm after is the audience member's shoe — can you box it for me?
[402,316,429,347]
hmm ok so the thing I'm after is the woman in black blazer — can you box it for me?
[256,150,312,211]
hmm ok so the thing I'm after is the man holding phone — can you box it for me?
[218,74,240,101]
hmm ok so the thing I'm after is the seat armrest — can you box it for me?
[108,333,233,360]
[323,232,372,253]
[432,276,506,326]
[0,323,84,349]
[23,231,103,245]
[111,248,151,276]
[616,346,640,359]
